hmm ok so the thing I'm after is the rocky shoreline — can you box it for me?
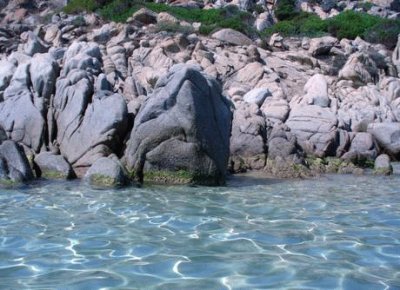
[0,0,399,187]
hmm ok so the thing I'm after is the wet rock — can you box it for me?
[125,64,232,185]
[0,140,34,184]
[34,152,76,179]
[374,154,393,175]
[85,157,129,187]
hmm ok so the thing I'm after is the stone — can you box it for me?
[303,74,330,107]
[0,140,34,183]
[261,98,290,123]
[374,154,393,175]
[229,102,267,172]
[125,64,232,185]
[338,52,379,86]
[393,35,400,77]
[130,8,157,25]
[243,88,271,107]
[34,152,76,179]
[212,29,252,46]
[368,122,400,158]
[286,105,338,157]
[85,157,129,187]
[309,36,338,56]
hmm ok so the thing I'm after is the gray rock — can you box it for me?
[286,105,338,157]
[368,122,400,158]
[34,152,75,179]
[309,36,338,56]
[20,31,48,56]
[374,154,393,175]
[212,29,252,46]
[0,140,34,183]
[393,35,400,77]
[0,59,16,94]
[341,132,377,163]
[243,88,271,107]
[338,52,379,86]
[130,8,157,25]
[230,102,267,172]
[261,98,290,123]
[52,43,129,167]
[125,65,232,185]
[85,157,129,187]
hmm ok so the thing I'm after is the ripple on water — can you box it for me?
[0,175,399,289]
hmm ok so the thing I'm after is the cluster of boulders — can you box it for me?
[0,1,399,187]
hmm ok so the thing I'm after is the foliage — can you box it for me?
[263,10,400,48]
[64,0,254,35]
[275,0,298,21]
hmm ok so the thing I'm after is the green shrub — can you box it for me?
[326,10,380,39]
[63,0,99,13]
[275,0,298,21]
[363,20,400,49]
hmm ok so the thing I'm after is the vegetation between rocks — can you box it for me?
[64,0,253,35]
[265,10,400,48]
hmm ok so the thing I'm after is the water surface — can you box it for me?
[0,173,399,289]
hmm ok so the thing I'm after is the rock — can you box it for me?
[125,64,232,185]
[286,105,338,157]
[157,12,179,24]
[368,122,400,158]
[0,140,34,184]
[243,87,271,107]
[393,35,400,77]
[20,31,48,56]
[34,152,75,180]
[85,157,129,187]
[374,154,393,175]
[212,28,252,46]
[30,53,59,100]
[261,98,290,123]
[52,42,129,167]
[309,36,337,56]
[303,74,330,107]
[130,8,157,25]
[341,132,377,163]
[0,59,16,99]
[229,102,267,172]
[255,12,272,31]
[268,33,285,50]
[338,52,379,86]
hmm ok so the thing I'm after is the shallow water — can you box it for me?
[0,173,399,290]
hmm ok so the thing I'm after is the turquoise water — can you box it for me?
[0,174,399,289]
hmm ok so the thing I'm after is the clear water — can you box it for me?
[0,173,399,290]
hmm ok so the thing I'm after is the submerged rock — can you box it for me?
[125,64,232,185]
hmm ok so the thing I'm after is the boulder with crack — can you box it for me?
[125,65,232,185]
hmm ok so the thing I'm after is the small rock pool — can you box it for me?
[0,173,399,289]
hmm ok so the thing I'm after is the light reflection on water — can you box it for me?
[0,173,399,289]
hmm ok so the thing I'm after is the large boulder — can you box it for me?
[125,65,232,185]
[367,122,400,158]
[51,42,129,167]
[0,140,34,184]
[34,152,75,180]
[85,157,129,188]
[0,54,58,152]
